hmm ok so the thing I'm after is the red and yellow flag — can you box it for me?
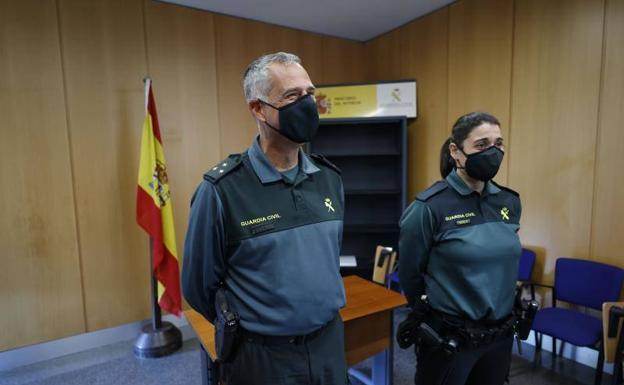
[136,80,181,316]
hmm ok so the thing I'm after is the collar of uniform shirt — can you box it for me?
[446,168,501,196]
[248,135,320,184]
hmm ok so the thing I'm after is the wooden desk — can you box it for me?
[185,275,407,385]
[184,309,218,385]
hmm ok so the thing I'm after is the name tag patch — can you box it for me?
[445,212,476,223]
[250,223,275,235]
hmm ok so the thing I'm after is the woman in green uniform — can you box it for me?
[398,112,522,385]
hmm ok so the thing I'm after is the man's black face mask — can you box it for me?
[260,94,319,144]
[459,146,505,182]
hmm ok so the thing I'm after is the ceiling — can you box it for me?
[160,0,456,42]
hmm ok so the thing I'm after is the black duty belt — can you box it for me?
[427,310,515,349]
[240,319,331,345]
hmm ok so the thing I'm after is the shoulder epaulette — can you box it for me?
[203,154,243,183]
[310,153,341,175]
[416,180,448,201]
[491,181,519,197]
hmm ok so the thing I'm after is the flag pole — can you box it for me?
[143,77,162,331]
[134,77,182,359]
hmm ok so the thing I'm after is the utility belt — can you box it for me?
[397,295,533,354]
[240,319,330,346]
[426,309,515,351]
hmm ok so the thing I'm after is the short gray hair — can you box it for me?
[243,52,301,102]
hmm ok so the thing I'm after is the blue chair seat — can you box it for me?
[532,307,602,347]
[386,271,401,292]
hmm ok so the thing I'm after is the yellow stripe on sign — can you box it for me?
[316,84,377,118]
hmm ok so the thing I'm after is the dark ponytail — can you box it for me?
[439,137,455,179]
[439,111,500,178]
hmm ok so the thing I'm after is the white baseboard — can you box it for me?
[523,331,615,375]
[0,314,193,372]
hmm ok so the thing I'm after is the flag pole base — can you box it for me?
[133,321,182,359]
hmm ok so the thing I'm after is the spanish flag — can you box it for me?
[136,79,182,317]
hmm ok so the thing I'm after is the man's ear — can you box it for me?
[248,99,266,122]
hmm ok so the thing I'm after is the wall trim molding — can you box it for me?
[0,315,192,372]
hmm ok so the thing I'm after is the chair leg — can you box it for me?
[614,341,623,385]
[595,342,604,385]
[552,338,557,359]
[614,362,622,385]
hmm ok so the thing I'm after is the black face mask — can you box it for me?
[459,146,504,181]
[260,95,319,143]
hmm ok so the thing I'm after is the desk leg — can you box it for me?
[371,350,389,385]
[200,345,219,385]
[348,349,390,385]
[348,312,394,385]
[372,311,393,385]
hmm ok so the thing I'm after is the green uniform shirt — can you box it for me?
[398,169,522,321]
[182,137,346,335]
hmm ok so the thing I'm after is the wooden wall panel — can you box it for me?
[5,0,624,352]
[448,0,514,185]
[591,0,624,267]
[144,0,221,278]
[214,15,324,155]
[508,0,605,283]
[366,9,450,198]
[0,0,85,350]
[319,37,368,85]
[58,0,151,331]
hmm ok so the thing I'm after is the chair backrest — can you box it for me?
[602,302,624,363]
[555,257,624,311]
[517,248,536,281]
[372,245,396,285]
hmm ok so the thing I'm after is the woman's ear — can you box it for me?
[449,142,459,160]
[449,142,464,168]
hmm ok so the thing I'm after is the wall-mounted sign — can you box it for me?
[315,80,417,119]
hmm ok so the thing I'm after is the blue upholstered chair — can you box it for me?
[518,248,536,281]
[386,270,401,292]
[518,248,537,299]
[531,258,624,385]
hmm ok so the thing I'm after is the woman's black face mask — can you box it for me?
[260,94,319,144]
[458,145,505,182]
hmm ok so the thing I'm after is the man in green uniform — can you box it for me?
[182,52,348,385]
